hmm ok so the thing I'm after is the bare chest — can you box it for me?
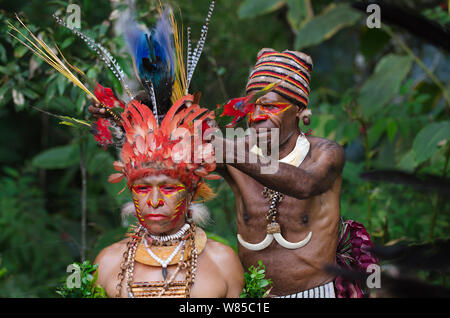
[111,254,227,298]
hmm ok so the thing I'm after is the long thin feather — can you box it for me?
[8,17,98,102]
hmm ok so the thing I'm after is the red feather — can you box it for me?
[93,118,113,148]
[220,95,256,127]
[94,83,125,109]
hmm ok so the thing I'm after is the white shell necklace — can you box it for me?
[147,223,190,243]
[144,235,186,280]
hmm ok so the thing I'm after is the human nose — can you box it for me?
[147,186,164,208]
[254,104,265,116]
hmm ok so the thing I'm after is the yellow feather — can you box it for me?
[8,15,99,103]
[169,11,188,102]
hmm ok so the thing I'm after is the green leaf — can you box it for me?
[397,149,416,171]
[60,37,75,49]
[368,119,386,149]
[32,144,80,169]
[0,43,6,63]
[359,54,413,118]
[14,45,28,59]
[241,260,272,298]
[238,0,286,19]
[294,4,361,50]
[45,80,57,103]
[57,78,66,96]
[258,280,269,288]
[3,166,19,178]
[412,121,450,164]
[359,27,391,59]
[286,0,311,32]
[386,118,397,142]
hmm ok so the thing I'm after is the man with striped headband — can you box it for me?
[216,48,347,298]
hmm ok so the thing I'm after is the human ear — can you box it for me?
[297,107,311,126]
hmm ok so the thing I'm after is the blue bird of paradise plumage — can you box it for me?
[125,7,176,114]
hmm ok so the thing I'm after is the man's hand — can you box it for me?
[88,100,108,119]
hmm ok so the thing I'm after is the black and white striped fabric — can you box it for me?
[276,281,335,298]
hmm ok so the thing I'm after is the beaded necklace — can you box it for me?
[116,224,198,298]
[144,234,185,280]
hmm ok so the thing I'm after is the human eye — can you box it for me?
[161,185,176,191]
[133,185,152,194]
[160,184,184,194]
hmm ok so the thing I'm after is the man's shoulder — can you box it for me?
[204,239,237,258]
[203,239,242,270]
[308,136,345,159]
[95,238,130,267]
[308,136,344,152]
[202,239,245,286]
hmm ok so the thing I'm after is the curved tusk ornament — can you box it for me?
[237,231,312,251]
[273,231,312,249]
[237,233,274,251]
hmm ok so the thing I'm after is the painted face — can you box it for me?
[247,92,301,143]
[248,102,292,123]
[131,174,189,235]
[247,92,295,127]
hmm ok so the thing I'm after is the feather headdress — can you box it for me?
[123,1,215,121]
[108,94,219,192]
[9,2,219,196]
[124,7,176,117]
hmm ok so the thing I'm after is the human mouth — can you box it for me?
[144,213,170,220]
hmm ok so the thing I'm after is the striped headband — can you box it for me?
[246,48,313,109]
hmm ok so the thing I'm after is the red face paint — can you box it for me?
[131,180,187,231]
[147,198,165,208]
[159,184,185,197]
[248,103,292,124]
[133,198,146,227]
[171,198,186,226]
[248,113,269,123]
[132,184,152,195]
[258,103,292,115]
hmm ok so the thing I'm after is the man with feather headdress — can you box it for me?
[88,4,245,298]
[8,1,245,297]
[85,2,376,299]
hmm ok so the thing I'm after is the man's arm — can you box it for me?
[228,138,345,200]
[206,240,245,298]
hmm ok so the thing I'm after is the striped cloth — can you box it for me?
[275,281,336,298]
[246,48,313,109]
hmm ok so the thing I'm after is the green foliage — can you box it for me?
[0,0,449,297]
[359,54,413,118]
[56,260,107,298]
[286,0,313,32]
[0,258,8,282]
[359,27,391,59]
[238,0,285,19]
[240,260,273,298]
[412,121,450,164]
[422,6,450,26]
[0,166,73,297]
[294,3,362,50]
[32,144,80,169]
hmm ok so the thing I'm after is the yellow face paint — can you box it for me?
[248,100,293,124]
[159,183,185,198]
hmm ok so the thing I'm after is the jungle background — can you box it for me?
[0,0,449,297]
